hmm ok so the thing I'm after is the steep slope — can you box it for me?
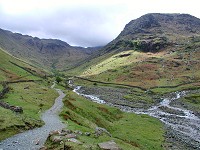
[0,28,100,70]
[0,48,46,81]
[0,47,59,141]
[103,13,200,53]
[77,13,200,89]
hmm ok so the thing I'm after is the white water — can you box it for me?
[71,83,200,144]
[0,83,66,150]
[73,86,106,104]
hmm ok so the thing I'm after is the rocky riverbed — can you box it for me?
[0,83,66,150]
[71,82,200,149]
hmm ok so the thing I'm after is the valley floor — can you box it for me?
[66,78,200,150]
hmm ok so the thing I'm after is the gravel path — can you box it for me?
[0,83,66,150]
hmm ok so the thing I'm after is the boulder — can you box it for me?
[74,130,82,135]
[66,138,82,145]
[49,130,60,136]
[59,129,72,136]
[95,127,112,137]
[13,106,23,113]
[50,136,63,142]
[61,129,72,134]
[35,139,40,145]
[65,133,77,139]
[85,132,91,136]
[98,141,121,150]
[40,146,47,150]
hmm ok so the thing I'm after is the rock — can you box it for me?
[40,146,47,150]
[59,129,72,136]
[24,86,29,89]
[13,106,23,113]
[65,133,77,139]
[60,141,64,145]
[95,127,112,137]
[13,141,18,143]
[85,132,91,136]
[62,128,72,134]
[66,138,82,145]
[35,139,40,145]
[98,141,121,150]
[74,130,82,135]
[50,136,63,142]
[49,130,60,136]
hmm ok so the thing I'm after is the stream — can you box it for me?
[72,83,200,148]
[0,83,66,150]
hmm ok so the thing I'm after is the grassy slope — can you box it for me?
[79,39,200,91]
[46,90,164,150]
[0,48,46,81]
[180,93,200,114]
[0,82,58,141]
[0,48,58,141]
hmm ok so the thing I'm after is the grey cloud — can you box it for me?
[1,0,198,47]
[0,6,118,47]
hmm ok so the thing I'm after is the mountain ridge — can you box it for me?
[0,28,101,70]
[1,13,200,73]
[99,13,200,54]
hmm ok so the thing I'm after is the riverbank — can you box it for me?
[54,90,164,150]
[71,82,200,149]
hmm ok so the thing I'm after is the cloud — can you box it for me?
[0,0,200,47]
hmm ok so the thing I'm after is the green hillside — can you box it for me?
[0,48,47,81]
[0,29,100,71]
[80,37,200,90]
[0,48,58,140]
[68,14,200,92]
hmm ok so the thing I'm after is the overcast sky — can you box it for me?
[0,0,199,47]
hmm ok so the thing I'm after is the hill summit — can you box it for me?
[103,13,200,53]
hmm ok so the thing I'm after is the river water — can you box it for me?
[0,83,66,150]
[72,84,200,148]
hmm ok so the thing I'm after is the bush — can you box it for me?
[56,76,62,83]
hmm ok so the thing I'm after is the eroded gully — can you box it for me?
[0,83,66,150]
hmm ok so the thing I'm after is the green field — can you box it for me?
[0,48,59,141]
[0,81,58,141]
[45,90,164,150]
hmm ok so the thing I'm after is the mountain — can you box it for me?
[0,28,101,70]
[77,13,200,89]
[102,13,200,53]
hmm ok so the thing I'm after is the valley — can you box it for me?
[71,79,200,149]
[0,13,200,150]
